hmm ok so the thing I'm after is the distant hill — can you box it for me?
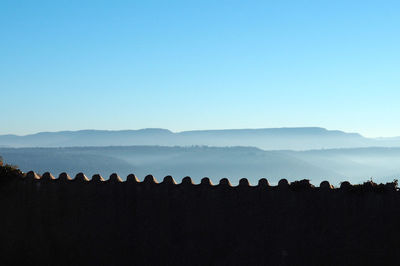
[1,146,400,185]
[1,127,398,150]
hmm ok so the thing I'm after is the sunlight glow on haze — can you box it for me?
[1,0,399,137]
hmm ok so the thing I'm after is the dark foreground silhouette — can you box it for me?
[1,167,400,265]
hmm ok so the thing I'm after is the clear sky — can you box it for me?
[1,0,399,137]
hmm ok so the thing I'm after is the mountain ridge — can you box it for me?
[0,127,398,150]
[1,127,360,137]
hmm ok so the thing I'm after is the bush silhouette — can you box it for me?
[0,163,23,185]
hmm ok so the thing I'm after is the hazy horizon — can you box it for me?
[0,126,363,136]
[1,126,398,139]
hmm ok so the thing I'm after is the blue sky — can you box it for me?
[1,0,399,137]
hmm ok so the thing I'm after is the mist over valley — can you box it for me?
[1,127,400,185]
[1,145,399,186]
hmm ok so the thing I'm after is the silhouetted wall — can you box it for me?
[1,172,400,266]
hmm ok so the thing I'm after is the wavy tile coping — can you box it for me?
[19,171,398,192]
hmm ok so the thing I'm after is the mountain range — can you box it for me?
[1,127,400,150]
